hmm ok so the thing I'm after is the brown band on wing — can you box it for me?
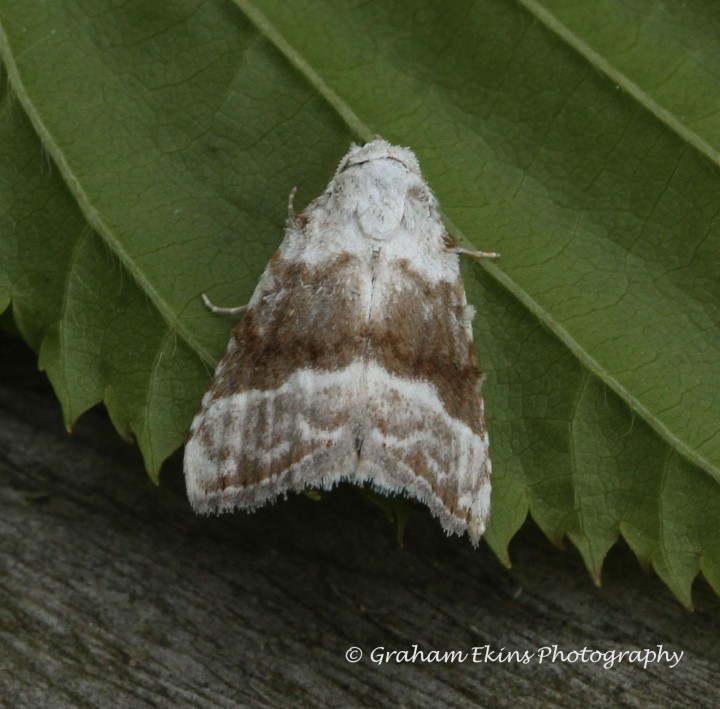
[194,394,354,495]
[367,260,485,434]
[207,252,366,400]
[207,253,484,433]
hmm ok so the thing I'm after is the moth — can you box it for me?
[184,139,497,544]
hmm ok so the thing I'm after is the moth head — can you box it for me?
[338,138,422,178]
[328,139,438,238]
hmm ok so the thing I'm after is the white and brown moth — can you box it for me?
[184,139,496,545]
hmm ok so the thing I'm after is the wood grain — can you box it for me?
[0,335,718,708]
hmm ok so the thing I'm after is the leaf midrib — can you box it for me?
[0,22,216,371]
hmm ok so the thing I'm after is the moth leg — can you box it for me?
[450,247,500,260]
[201,293,247,316]
[442,232,499,260]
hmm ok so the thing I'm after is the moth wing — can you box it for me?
[184,254,491,544]
[356,264,491,545]
[359,379,491,545]
[183,251,367,513]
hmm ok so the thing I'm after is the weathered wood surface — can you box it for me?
[1,334,719,708]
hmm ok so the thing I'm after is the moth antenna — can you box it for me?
[287,186,298,220]
[201,293,247,316]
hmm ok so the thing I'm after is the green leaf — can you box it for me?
[1,0,719,606]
